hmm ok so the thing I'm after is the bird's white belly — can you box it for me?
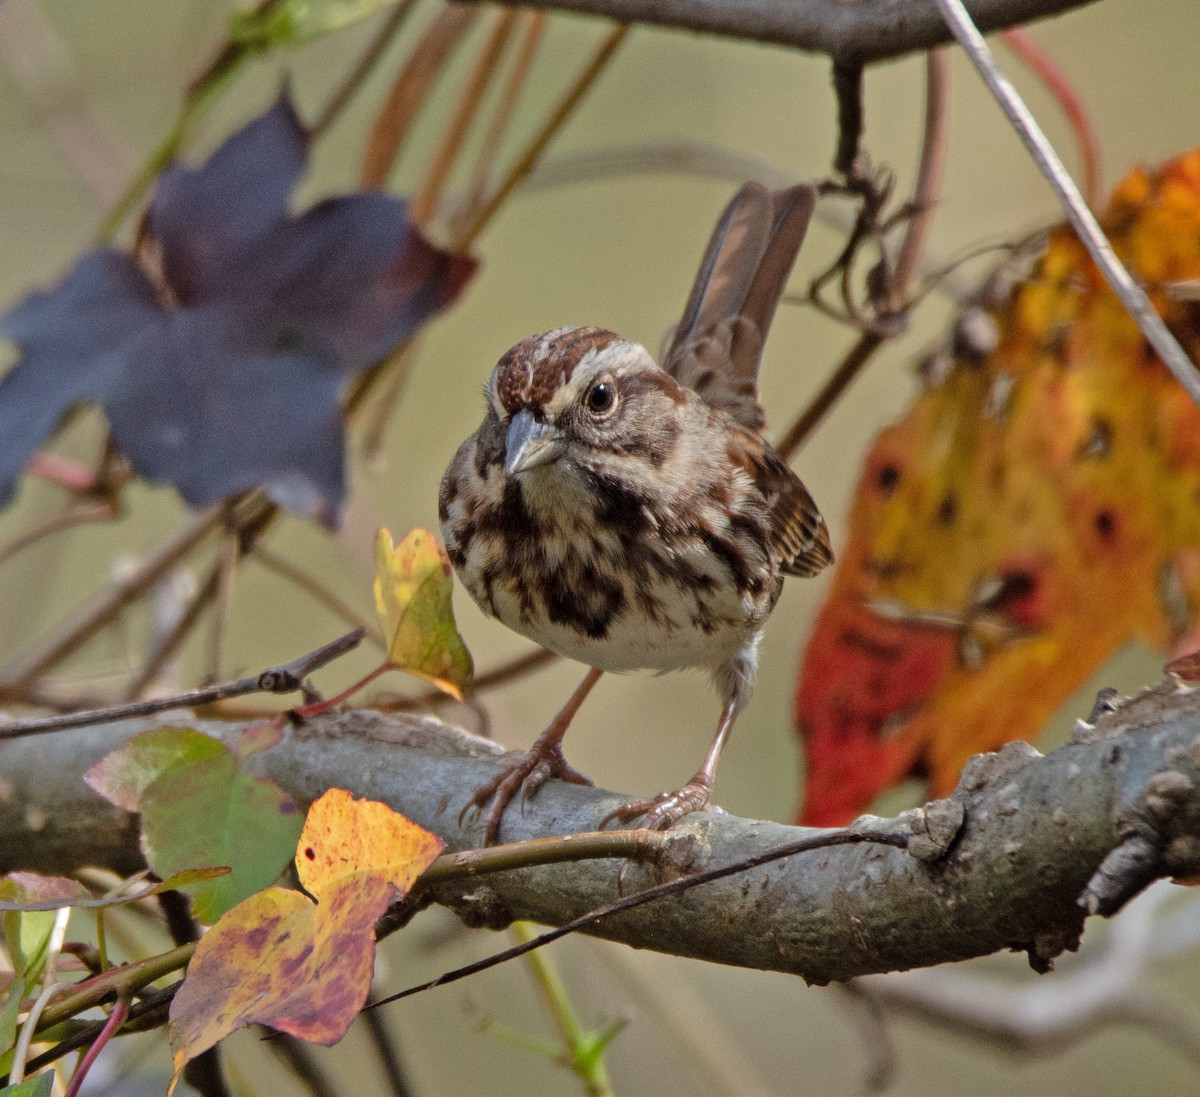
[486,568,754,674]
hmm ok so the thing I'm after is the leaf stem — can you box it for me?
[35,944,195,1036]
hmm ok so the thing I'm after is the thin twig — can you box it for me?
[95,0,289,241]
[410,8,521,224]
[775,331,884,460]
[208,532,242,686]
[358,334,423,462]
[526,141,793,192]
[0,504,226,695]
[775,47,951,459]
[370,826,909,1011]
[0,499,117,568]
[890,48,951,309]
[1001,27,1101,213]
[123,555,221,701]
[265,1033,342,1097]
[359,995,417,1097]
[124,498,279,699]
[310,0,421,139]
[360,5,481,189]
[458,11,549,227]
[63,992,130,1097]
[934,0,1200,406]
[0,627,364,741]
[0,0,136,205]
[455,23,632,250]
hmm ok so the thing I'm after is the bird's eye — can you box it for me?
[585,381,617,416]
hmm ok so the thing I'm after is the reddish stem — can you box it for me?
[1002,28,1102,211]
[64,993,130,1097]
[290,662,393,719]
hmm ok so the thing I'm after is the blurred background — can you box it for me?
[1,0,1199,1093]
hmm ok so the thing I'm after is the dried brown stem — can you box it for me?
[455,23,632,250]
[0,505,226,696]
[123,503,276,700]
[0,628,364,741]
[1001,27,1102,212]
[775,330,884,460]
[0,500,117,568]
[310,0,421,140]
[123,555,221,701]
[776,47,950,459]
[889,47,950,309]
[207,532,242,685]
[410,8,521,225]
[250,545,382,648]
[459,11,549,228]
[360,5,481,189]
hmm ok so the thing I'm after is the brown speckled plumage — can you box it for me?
[439,182,831,839]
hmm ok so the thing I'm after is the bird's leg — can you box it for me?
[465,666,603,843]
[602,696,739,831]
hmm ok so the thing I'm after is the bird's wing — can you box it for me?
[664,183,817,431]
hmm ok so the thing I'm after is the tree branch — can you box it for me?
[454,0,1100,65]
[2,674,1199,984]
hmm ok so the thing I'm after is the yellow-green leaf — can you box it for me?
[373,527,473,699]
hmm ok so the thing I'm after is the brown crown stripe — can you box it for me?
[494,327,619,415]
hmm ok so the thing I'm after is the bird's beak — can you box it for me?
[505,409,564,476]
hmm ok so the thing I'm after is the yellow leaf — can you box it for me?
[295,788,445,901]
[373,527,473,700]
[169,791,443,1067]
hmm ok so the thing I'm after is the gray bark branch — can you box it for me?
[2,674,1199,984]
[453,0,1101,65]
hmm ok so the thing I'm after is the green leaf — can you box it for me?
[374,528,473,700]
[139,753,303,924]
[85,726,226,812]
[0,977,25,1058]
[0,880,55,983]
[0,1071,54,1097]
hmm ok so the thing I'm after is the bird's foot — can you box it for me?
[463,740,593,844]
[600,776,717,831]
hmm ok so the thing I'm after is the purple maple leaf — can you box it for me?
[0,96,476,525]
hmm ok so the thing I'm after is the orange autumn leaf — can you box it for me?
[374,527,473,700]
[795,148,1200,826]
[169,790,443,1071]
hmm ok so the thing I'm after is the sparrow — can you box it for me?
[439,182,832,840]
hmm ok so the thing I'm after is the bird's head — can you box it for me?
[486,326,689,479]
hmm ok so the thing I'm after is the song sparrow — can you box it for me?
[439,182,832,841]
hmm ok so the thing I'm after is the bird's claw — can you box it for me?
[600,779,715,831]
[461,742,593,844]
